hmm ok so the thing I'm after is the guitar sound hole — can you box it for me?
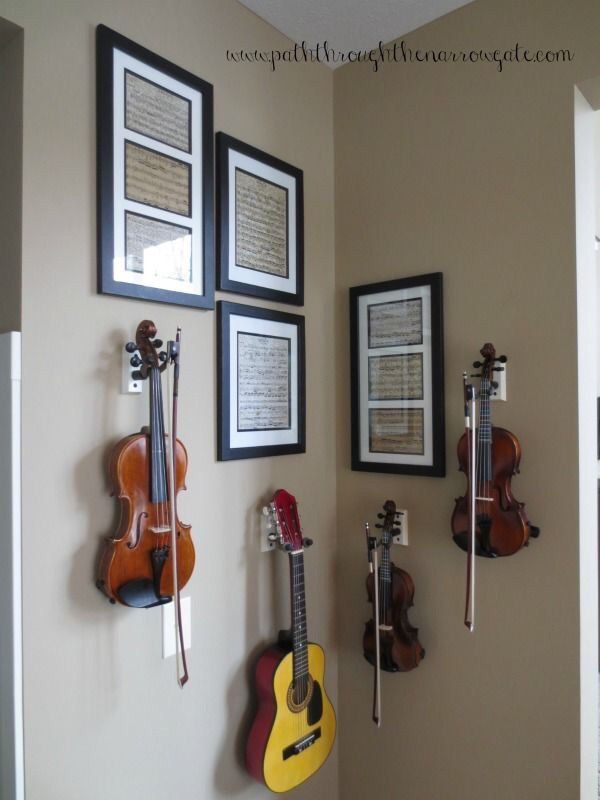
[287,675,314,712]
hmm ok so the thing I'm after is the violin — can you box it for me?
[96,321,194,681]
[363,500,425,684]
[451,343,539,560]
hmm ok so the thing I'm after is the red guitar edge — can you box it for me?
[245,646,283,784]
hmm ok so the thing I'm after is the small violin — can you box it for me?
[363,500,425,680]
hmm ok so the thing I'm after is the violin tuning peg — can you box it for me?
[129,354,141,367]
[153,339,163,348]
[159,351,167,362]
[470,373,481,378]
[393,528,401,536]
[492,366,504,372]
[267,533,278,542]
[125,341,137,353]
[131,370,143,381]
[375,523,383,529]
[473,360,482,368]
[498,355,508,363]
[377,513,384,519]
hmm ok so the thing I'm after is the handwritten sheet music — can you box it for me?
[125,142,190,216]
[125,71,191,152]
[125,212,191,281]
[368,353,423,400]
[368,298,423,348]
[369,408,424,455]
[237,333,291,430]
[235,168,288,276]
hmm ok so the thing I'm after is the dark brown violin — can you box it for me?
[363,500,425,678]
[451,343,539,559]
[96,321,195,618]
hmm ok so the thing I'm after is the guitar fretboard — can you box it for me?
[289,551,308,683]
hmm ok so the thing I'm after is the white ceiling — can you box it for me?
[236,0,475,66]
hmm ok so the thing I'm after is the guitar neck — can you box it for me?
[289,551,308,683]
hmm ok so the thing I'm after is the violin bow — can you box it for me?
[365,523,381,727]
[463,372,477,632]
[167,327,189,686]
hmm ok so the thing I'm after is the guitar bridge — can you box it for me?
[282,728,321,760]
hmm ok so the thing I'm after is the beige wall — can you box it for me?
[334,1,600,798]
[3,0,600,797]
[0,1,335,798]
[0,19,22,333]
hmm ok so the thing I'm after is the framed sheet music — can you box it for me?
[217,301,305,460]
[97,25,214,308]
[350,273,445,476]
[216,133,303,305]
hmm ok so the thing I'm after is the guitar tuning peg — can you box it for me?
[303,537,313,548]
[125,341,137,353]
[284,544,292,552]
[262,506,270,517]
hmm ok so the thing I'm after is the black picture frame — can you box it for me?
[216,133,304,306]
[96,24,214,308]
[349,272,445,476]
[217,301,306,460]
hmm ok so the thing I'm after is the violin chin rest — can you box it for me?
[117,578,172,609]
[452,532,498,559]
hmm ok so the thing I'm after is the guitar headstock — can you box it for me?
[264,489,312,552]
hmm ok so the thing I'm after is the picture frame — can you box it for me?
[216,133,304,305]
[96,25,214,308]
[217,301,305,460]
[349,273,445,476]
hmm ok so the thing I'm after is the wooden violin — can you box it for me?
[451,343,539,559]
[363,500,425,682]
[96,320,195,682]
[246,489,336,793]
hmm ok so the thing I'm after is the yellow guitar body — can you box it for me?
[255,643,336,793]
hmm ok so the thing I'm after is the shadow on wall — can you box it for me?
[213,494,280,796]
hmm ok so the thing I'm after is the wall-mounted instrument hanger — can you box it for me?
[247,489,336,792]
[96,320,194,686]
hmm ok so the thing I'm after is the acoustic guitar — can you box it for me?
[246,489,336,793]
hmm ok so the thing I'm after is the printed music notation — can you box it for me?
[235,168,288,277]
[369,408,424,455]
[125,212,192,282]
[237,332,291,431]
[125,141,190,216]
[368,353,424,400]
[368,298,423,349]
[125,70,191,153]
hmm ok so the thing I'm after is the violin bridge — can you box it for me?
[474,497,494,502]
[149,525,171,534]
